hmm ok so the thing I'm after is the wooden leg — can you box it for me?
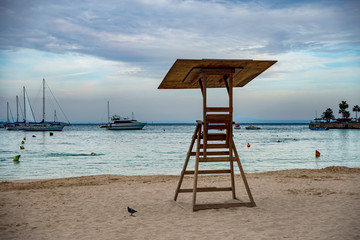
[192,125,202,211]
[174,123,200,201]
[231,139,255,205]
[229,155,236,199]
[228,125,236,199]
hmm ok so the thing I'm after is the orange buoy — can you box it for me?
[315,150,321,157]
[247,143,251,148]
[23,137,26,140]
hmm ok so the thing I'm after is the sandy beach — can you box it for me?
[1,166,359,240]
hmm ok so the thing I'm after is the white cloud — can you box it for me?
[0,0,359,122]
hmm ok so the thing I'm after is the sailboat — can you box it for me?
[5,94,27,130]
[4,101,19,130]
[22,79,66,131]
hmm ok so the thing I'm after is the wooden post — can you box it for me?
[202,75,207,161]
[192,123,202,211]
[227,75,236,199]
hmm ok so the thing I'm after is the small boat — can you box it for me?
[310,126,328,130]
[106,115,146,130]
[101,101,146,130]
[245,125,261,130]
[234,124,241,129]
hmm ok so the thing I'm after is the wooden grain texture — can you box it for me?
[158,59,276,89]
[194,202,256,211]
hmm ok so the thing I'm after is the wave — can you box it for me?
[46,152,105,157]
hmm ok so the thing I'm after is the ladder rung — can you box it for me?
[205,107,231,112]
[206,114,232,120]
[207,133,227,141]
[184,169,232,175]
[206,114,232,123]
[199,157,234,162]
[194,202,256,211]
[200,144,228,148]
[178,187,232,193]
[190,151,229,156]
[207,124,229,130]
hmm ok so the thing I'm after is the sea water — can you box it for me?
[0,124,359,180]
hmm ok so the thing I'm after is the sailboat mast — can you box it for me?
[16,96,19,122]
[23,86,26,123]
[107,101,110,123]
[54,110,57,122]
[7,102,9,122]
[43,78,45,122]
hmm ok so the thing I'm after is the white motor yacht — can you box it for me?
[105,115,146,130]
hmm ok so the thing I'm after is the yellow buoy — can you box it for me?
[20,145,25,150]
[13,155,21,161]
[23,137,26,140]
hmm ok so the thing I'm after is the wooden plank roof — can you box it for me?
[158,59,277,89]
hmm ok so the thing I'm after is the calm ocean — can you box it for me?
[0,124,359,180]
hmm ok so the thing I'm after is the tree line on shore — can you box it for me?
[321,101,360,122]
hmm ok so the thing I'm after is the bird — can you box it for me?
[128,207,137,216]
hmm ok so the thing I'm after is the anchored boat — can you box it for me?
[22,79,69,131]
[106,115,146,130]
[101,101,146,130]
[245,125,261,130]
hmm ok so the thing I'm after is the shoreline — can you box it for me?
[2,165,359,183]
[1,166,359,239]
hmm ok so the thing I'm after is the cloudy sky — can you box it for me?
[1,0,359,123]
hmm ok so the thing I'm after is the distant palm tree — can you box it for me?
[353,105,360,119]
[321,108,334,122]
[339,100,350,118]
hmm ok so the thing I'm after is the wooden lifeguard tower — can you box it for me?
[158,59,276,211]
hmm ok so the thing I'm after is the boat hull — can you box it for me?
[309,122,360,129]
[22,124,65,131]
[5,126,21,131]
[310,127,328,130]
[245,125,261,130]
[106,122,146,130]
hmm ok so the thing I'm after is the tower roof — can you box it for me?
[158,59,277,89]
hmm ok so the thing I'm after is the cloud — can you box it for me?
[1,0,359,62]
[0,0,359,122]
